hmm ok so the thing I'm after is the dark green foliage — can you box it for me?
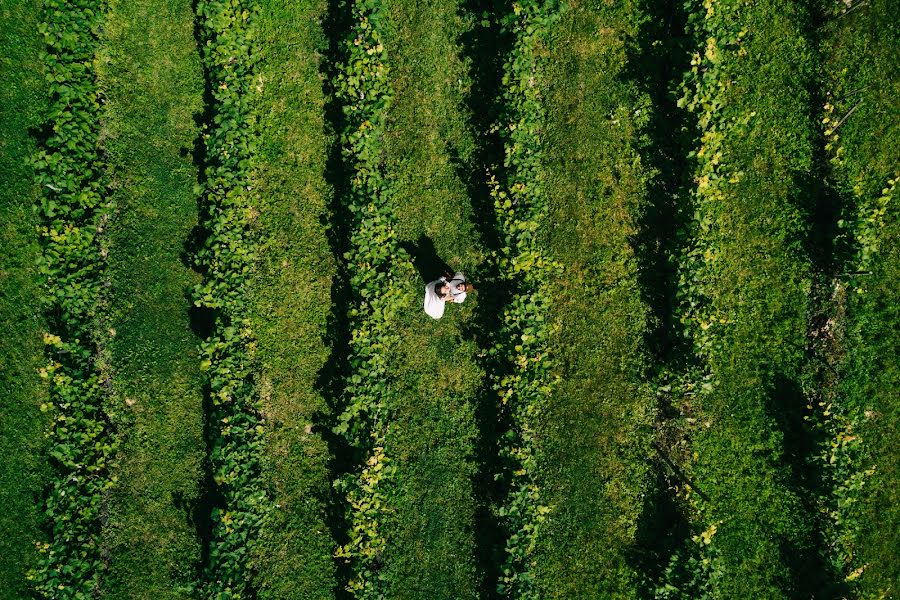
[192,0,268,595]
[534,0,658,597]
[247,1,338,598]
[817,0,900,593]
[669,0,820,595]
[0,0,50,595]
[29,0,117,596]
[329,0,418,597]
[97,0,206,596]
[487,0,563,596]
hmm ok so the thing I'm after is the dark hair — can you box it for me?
[434,281,447,296]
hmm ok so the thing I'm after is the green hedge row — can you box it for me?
[817,0,900,592]
[488,1,562,597]
[192,0,268,596]
[331,1,416,597]
[28,0,116,596]
[669,0,818,595]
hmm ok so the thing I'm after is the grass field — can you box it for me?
[97,0,206,595]
[534,1,657,596]
[378,0,483,595]
[0,0,49,595]
[3,0,897,597]
[249,0,337,596]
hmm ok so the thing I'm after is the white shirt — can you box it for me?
[446,272,467,303]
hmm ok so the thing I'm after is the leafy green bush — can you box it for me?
[192,0,269,596]
[816,0,900,590]
[330,1,416,597]
[670,0,818,595]
[27,0,117,597]
[487,1,562,597]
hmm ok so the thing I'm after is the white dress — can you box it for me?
[424,279,447,319]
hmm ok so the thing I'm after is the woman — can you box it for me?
[423,271,474,319]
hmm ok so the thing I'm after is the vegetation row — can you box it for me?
[814,0,899,593]
[330,0,417,597]
[662,0,819,595]
[192,0,268,595]
[486,0,562,596]
[29,0,117,596]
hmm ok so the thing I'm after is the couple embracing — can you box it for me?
[424,270,474,319]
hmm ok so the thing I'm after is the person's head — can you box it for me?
[458,282,474,294]
[436,282,450,297]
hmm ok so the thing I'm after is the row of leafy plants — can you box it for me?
[28,0,117,597]
[487,0,562,597]
[660,0,820,596]
[812,0,899,593]
[330,1,416,598]
[192,0,269,596]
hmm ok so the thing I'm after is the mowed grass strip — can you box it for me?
[96,0,205,596]
[249,0,337,597]
[0,0,50,594]
[378,0,482,596]
[535,1,657,597]
[674,0,819,595]
[820,0,900,592]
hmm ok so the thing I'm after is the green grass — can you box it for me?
[377,0,484,595]
[534,1,656,597]
[0,0,49,595]
[821,0,900,593]
[248,1,338,597]
[96,0,206,595]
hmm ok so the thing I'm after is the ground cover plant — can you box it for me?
[486,0,563,596]
[0,0,897,597]
[28,0,117,596]
[192,0,269,595]
[329,0,418,596]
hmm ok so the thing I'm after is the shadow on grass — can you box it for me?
[452,0,512,596]
[311,0,356,596]
[400,234,454,284]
